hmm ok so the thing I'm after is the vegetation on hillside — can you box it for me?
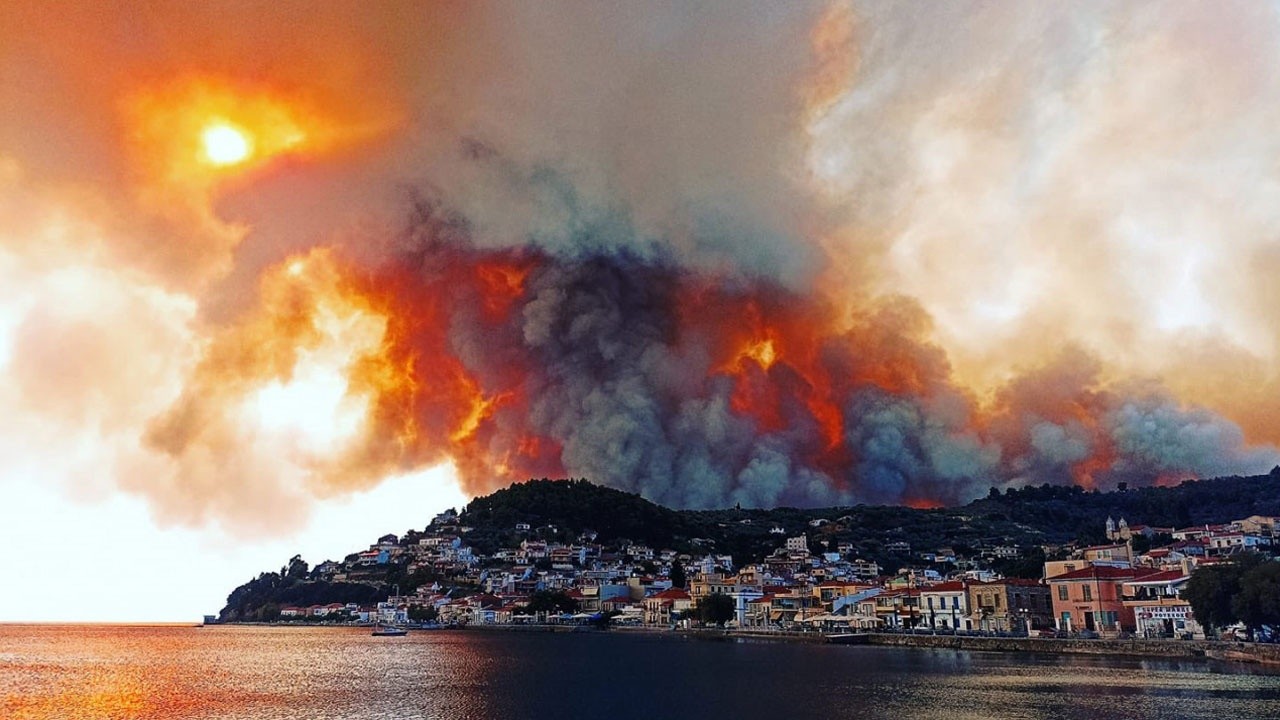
[220,470,1280,620]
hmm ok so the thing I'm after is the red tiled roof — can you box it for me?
[1124,570,1187,585]
[651,588,691,600]
[920,581,968,592]
[1049,565,1147,581]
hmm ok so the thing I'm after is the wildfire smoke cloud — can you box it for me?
[154,193,1272,513]
[3,1,1280,533]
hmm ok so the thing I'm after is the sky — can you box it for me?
[4,1,1280,621]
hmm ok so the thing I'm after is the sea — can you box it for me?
[3,624,1280,720]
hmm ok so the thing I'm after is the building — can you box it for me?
[1121,570,1204,639]
[813,580,874,610]
[1082,543,1133,567]
[919,581,971,630]
[1047,565,1145,636]
[643,588,693,625]
[967,579,1052,633]
[1236,515,1279,536]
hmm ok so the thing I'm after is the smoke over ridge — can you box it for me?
[2,1,1280,532]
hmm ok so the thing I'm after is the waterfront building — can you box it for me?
[920,581,971,630]
[1047,565,1145,636]
[1120,570,1204,639]
[966,579,1052,633]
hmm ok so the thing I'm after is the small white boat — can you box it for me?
[371,623,408,637]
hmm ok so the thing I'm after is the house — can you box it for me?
[357,549,389,566]
[309,603,346,618]
[643,588,693,625]
[1081,543,1132,567]
[761,589,820,628]
[993,545,1021,559]
[1121,570,1204,639]
[1236,515,1278,536]
[874,589,921,628]
[626,545,655,561]
[810,580,871,608]
[849,559,881,579]
[967,579,1052,633]
[745,594,778,627]
[1205,532,1272,556]
[1047,565,1147,636]
[920,581,971,630]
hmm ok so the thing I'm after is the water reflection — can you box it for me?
[1,625,1278,720]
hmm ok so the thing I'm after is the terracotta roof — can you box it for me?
[1124,570,1187,585]
[1049,565,1146,581]
[651,588,691,600]
[920,581,968,592]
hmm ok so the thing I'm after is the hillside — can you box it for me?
[219,470,1280,620]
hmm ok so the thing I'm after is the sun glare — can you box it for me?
[201,122,252,166]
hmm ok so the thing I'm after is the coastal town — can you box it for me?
[246,505,1278,642]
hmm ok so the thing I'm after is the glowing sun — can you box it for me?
[201,122,252,166]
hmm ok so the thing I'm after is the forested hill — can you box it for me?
[967,469,1280,537]
[460,478,688,548]
[219,471,1280,620]
[457,471,1280,560]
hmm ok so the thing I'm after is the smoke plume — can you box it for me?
[2,1,1279,532]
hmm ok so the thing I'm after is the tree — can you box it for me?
[670,559,687,589]
[1185,564,1242,634]
[408,605,439,623]
[697,593,735,627]
[285,555,309,580]
[1233,562,1280,637]
[524,590,579,614]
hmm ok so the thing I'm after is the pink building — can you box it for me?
[1047,565,1148,636]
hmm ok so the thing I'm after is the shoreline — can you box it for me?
[454,623,1280,667]
[210,621,1280,668]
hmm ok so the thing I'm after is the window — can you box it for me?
[995,595,1002,608]
[1082,585,1092,601]
[1057,585,1068,601]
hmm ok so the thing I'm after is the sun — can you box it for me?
[200,122,253,166]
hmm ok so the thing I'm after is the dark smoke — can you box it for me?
[353,192,1280,509]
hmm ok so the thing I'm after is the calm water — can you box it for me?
[3,625,1280,720]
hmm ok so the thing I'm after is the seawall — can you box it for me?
[860,633,1280,666]
[446,623,1280,666]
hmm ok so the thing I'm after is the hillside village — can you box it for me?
[219,479,1280,640]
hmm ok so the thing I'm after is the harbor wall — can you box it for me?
[861,633,1280,665]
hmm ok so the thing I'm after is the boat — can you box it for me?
[371,623,408,637]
